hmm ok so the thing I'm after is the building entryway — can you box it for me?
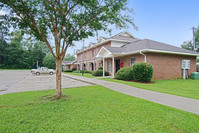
[91,63,94,71]
[116,59,120,72]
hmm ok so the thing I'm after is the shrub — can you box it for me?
[132,63,153,82]
[115,66,133,80]
[89,71,93,74]
[92,70,109,76]
[77,70,90,73]
[73,70,81,73]
[82,70,89,73]
[64,69,73,72]
[72,68,76,71]
[98,67,103,70]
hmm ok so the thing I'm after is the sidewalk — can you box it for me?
[62,73,199,115]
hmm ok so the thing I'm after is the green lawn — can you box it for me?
[0,85,198,132]
[63,72,95,78]
[101,78,199,100]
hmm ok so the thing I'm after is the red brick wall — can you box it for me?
[146,53,196,80]
[76,41,111,71]
[107,53,196,80]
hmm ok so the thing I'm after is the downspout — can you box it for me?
[140,51,147,63]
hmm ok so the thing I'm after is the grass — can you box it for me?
[101,78,199,100]
[63,72,95,78]
[0,85,199,132]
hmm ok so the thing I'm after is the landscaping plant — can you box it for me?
[132,63,153,82]
[92,70,109,76]
[115,66,133,80]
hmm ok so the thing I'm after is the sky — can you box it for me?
[67,0,199,55]
[1,0,198,55]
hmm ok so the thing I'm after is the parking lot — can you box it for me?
[0,70,91,95]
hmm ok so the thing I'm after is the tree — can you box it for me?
[64,53,76,61]
[181,26,199,51]
[1,0,135,98]
[181,41,193,51]
[43,54,56,69]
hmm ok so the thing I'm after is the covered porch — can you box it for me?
[96,47,123,78]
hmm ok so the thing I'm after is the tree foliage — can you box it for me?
[0,30,46,69]
[43,54,56,69]
[0,0,135,61]
[0,0,135,97]
[181,26,199,51]
[63,53,76,61]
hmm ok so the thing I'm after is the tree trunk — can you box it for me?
[56,59,62,98]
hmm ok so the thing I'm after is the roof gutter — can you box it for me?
[140,51,147,63]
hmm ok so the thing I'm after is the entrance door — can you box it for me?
[91,63,94,71]
[116,59,120,72]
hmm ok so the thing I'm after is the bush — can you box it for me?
[132,63,153,82]
[64,69,73,72]
[92,70,109,76]
[81,70,89,73]
[89,71,93,74]
[72,68,76,71]
[98,67,103,70]
[115,66,133,80]
[73,70,81,73]
[76,70,90,73]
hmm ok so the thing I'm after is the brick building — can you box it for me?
[76,31,198,80]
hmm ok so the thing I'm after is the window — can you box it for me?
[92,49,94,57]
[130,58,135,66]
[108,60,111,72]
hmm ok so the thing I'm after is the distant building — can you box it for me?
[62,60,77,70]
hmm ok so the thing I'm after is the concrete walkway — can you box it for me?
[63,73,199,115]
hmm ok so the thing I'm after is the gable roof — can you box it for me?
[101,39,198,56]
[62,60,77,65]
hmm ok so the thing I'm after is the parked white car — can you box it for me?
[31,67,55,76]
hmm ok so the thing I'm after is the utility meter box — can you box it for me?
[182,60,190,69]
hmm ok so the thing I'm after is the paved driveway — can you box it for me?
[0,70,91,95]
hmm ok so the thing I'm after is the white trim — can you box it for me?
[112,56,115,78]
[123,49,199,56]
[103,57,105,77]
[117,31,135,38]
[147,49,199,56]
[96,46,112,58]
[108,60,111,72]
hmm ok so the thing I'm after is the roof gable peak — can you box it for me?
[115,31,135,38]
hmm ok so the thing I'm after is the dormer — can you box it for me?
[110,31,136,47]
[113,31,135,38]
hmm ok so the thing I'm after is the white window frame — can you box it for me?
[130,57,136,66]
[108,60,111,72]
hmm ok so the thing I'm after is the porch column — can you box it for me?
[112,56,115,78]
[103,57,105,77]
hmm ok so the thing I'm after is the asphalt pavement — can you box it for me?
[0,70,91,95]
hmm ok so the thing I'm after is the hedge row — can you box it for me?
[115,63,153,82]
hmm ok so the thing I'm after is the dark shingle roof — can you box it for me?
[104,39,198,55]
